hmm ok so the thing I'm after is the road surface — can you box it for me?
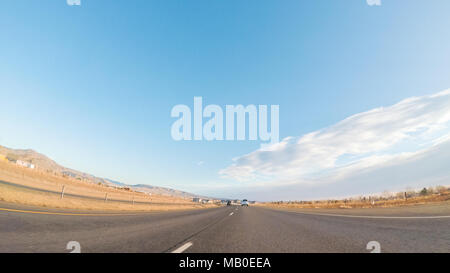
[0,202,449,253]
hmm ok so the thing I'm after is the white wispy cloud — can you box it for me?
[219,89,450,197]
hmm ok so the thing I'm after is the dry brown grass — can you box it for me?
[259,190,450,210]
[0,161,213,212]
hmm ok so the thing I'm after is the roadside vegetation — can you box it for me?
[0,160,214,212]
[263,186,450,209]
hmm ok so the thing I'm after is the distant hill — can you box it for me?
[0,145,205,199]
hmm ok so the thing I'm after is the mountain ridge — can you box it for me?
[0,145,206,199]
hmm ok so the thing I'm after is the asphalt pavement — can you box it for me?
[0,202,448,253]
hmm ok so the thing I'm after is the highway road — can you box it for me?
[0,202,449,253]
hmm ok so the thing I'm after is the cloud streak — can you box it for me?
[219,89,450,198]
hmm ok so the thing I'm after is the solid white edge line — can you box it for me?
[287,210,450,219]
[171,242,193,253]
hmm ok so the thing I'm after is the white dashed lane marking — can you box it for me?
[171,242,193,253]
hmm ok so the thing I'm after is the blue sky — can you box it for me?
[1,1,450,200]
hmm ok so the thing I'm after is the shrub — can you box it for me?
[419,187,428,196]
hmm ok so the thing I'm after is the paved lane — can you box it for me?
[0,204,234,253]
[186,206,450,253]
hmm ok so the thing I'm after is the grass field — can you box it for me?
[0,161,213,212]
[261,187,450,210]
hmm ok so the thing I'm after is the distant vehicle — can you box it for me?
[241,199,249,207]
[227,200,232,206]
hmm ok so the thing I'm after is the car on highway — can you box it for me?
[241,199,249,207]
